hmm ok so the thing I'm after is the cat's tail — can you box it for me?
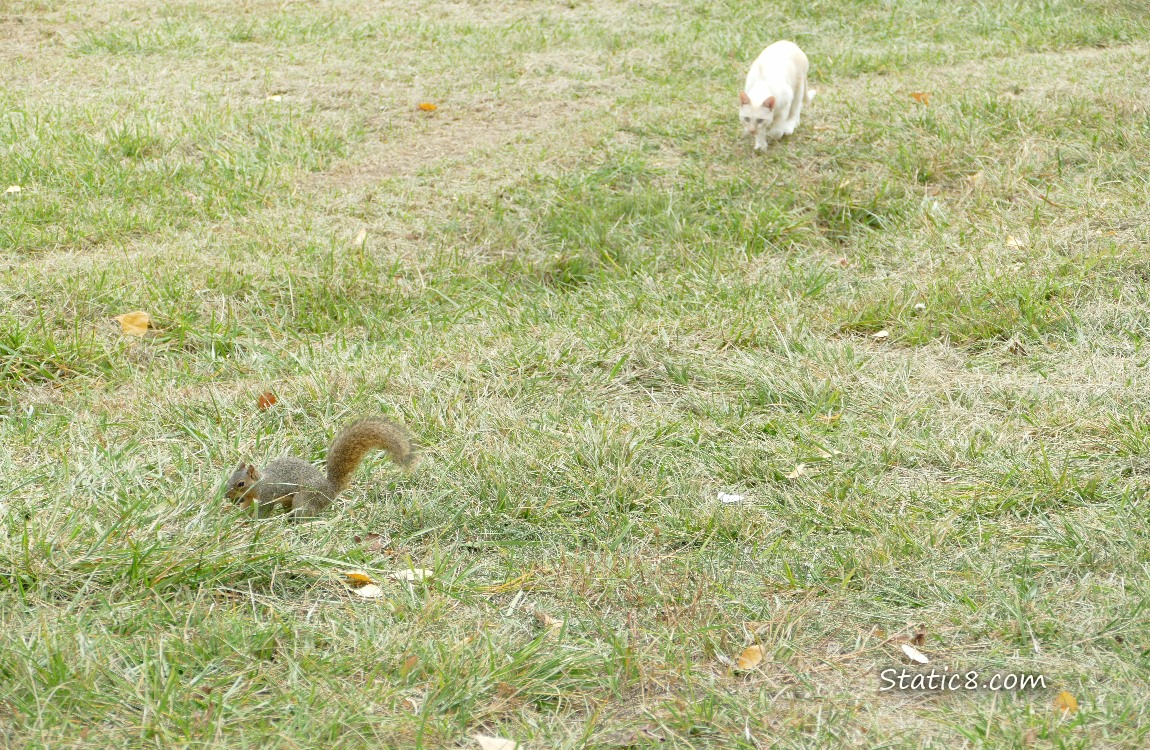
[806,88,817,103]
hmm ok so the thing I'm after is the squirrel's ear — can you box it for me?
[246,464,258,478]
[739,91,751,105]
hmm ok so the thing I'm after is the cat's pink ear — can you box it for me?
[764,96,776,109]
[739,91,751,105]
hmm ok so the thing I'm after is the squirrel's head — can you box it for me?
[225,463,260,503]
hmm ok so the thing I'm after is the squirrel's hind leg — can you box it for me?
[290,490,330,520]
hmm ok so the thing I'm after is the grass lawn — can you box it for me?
[2,0,1150,746]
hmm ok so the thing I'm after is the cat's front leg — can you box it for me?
[754,132,771,150]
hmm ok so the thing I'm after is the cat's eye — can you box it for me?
[756,118,765,125]
[742,117,749,122]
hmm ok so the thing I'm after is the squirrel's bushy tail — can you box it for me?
[326,418,417,493]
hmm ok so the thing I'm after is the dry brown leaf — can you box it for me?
[400,653,418,677]
[343,570,377,585]
[392,568,433,582]
[1022,728,1038,747]
[257,392,277,410]
[352,583,384,599]
[113,311,151,337]
[900,643,929,664]
[910,91,931,105]
[817,412,842,423]
[1054,691,1078,714]
[872,329,890,341]
[355,532,387,552]
[5,185,21,194]
[911,629,926,647]
[784,464,806,480]
[354,228,367,246]
[418,102,438,111]
[534,611,564,630]
[837,257,850,268]
[735,644,764,671]
[402,696,421,712]
[475,735,519,750]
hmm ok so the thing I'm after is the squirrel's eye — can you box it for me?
[237,481,245,487]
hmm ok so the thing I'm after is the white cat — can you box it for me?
[739,40,816,150]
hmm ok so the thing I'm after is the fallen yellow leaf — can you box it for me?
[257,391,277,410]
[1006,235,1025,249]
[266,94,282,102]
[354,228,367,246]
[784,464,806,480]
[344,570,376,585]
[5,185,21,194]
[418,102,437,111]
[113,311,151,337]
[735,644,764,671]
[1054,690,1078,715]
[872,329,890,341]
[910,91,931,105]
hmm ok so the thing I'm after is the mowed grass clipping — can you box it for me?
[2,0,1150,748]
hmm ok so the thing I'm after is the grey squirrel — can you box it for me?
[226,418,417,518]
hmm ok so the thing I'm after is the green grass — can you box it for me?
[2,0,1150,747]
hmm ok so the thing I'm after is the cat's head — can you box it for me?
[739,91,775,137]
